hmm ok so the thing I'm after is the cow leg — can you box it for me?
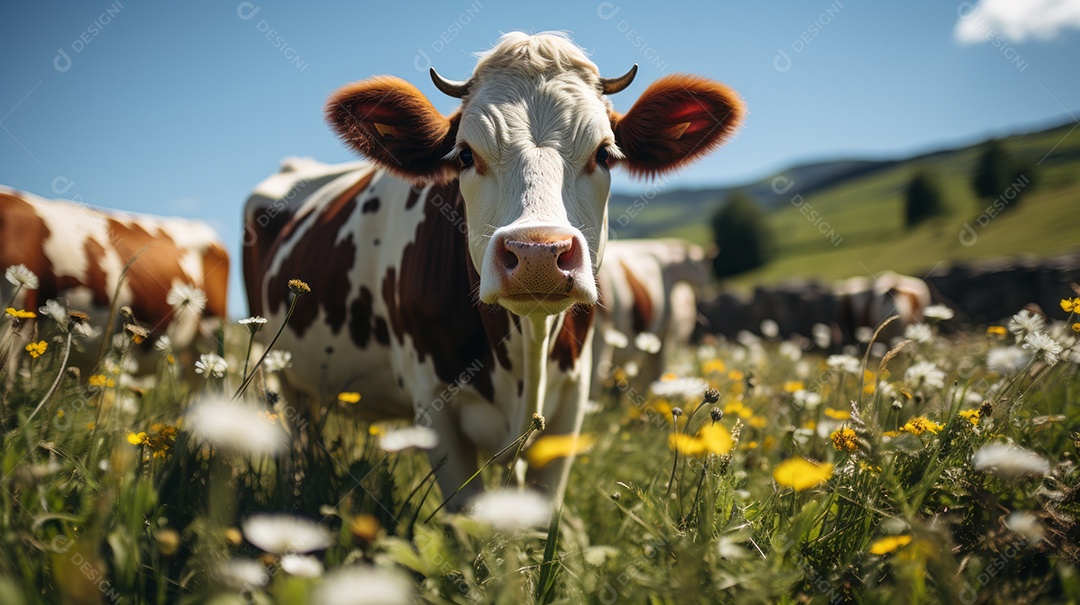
[417,398,481,513]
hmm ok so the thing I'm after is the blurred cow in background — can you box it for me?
[0,186,229,377]
[593,238,711,398]
[837,271,931,345]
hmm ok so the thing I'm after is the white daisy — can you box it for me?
[155,335,173,354]
[242,514,333,554]
[972,443,1050,478]
[186,397,287,456]
[649,376,709,401]
[1022,332,1063,366]
[1008,310,1045,342]
[826,354,861,375]
[1005,511,1045,545]
[379,426,439,452]
[903,323,933,344]
[905,361,946,389]
[603,329,628,349]
[986,346,1030,374]
[280,553,324,578]
[759,319,780,339]
[778,341,802,362]
[262,350,293,373]
[166,283,207,314]
[792,389,822,410]
[854,326,874,344]
[313,566,413,605]
[811,323,832,349]
[38,299,68,330]
[922,305,954,321]
[469,490,552,532]
[195,353,228,378]
[217,558,269,590]
[5,264,38,289]
[634,332,662,354]
[239,315,269,334]
[73,322,101,339]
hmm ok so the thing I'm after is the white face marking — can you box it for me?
[455,72,617,315]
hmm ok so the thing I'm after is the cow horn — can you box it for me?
[429,68,471,98]
[600,64,638,95]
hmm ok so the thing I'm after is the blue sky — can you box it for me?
[2,1,1078,315]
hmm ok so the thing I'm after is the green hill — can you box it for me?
[609,118,1080,287]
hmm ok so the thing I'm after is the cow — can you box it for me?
[0,186,230,377]
[243,32,744,508]
[837,271,930,344]
[592,238,711,398]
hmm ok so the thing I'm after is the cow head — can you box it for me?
[326,32,743,318]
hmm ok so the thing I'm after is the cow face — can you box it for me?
[326,32,743,318]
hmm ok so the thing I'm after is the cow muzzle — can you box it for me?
[480,224,596,316]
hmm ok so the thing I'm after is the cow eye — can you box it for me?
[458,147,474,169]
[595,146,610,167]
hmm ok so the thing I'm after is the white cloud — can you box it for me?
[956,0,1080,44]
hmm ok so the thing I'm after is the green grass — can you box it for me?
[3,281,1080,603]
[639,122,1080,288]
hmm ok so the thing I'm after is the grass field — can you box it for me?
[636,122,1080,289]
[2,274,1080,603]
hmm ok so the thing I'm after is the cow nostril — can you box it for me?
[499,242,519,271]
[556,240,581,272]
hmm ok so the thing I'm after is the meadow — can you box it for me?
[2,269,1080,604]
[620,121,1080,289]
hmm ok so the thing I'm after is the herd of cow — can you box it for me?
[1,33,931,509]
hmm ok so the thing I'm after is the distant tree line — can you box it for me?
[903,138,1037,230]
[708,138,1039,279]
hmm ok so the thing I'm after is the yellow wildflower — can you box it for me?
[958,409,980,426]
[782,380,805,393]
[986,326,1007,337]
[697,423,733,455]
[5,307,35,319]
[900,416,943,435]
[669,433,705,457]
[1061,297,1080,313]
[823,407,851,420]
[773,457,833,491]
[127,432,148,446]
[830,427,859,453]
[1073,322,1080,333]
[702,359,726,375]
[747,415,767,429]
[25,340,47,358]
[257,410,279,423]
[723,400,752,419]
[869,535,913,555]
[88,374,116,388]
[727,370,745,381]
[288,279,311,294]
[56,409,64,419]
[526,434,595,468]
[337,392,362,404]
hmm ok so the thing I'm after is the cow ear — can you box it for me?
[325,76,459,183]
[612,75,744,179]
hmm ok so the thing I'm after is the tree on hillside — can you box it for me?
[904,170,948,229]
[710,192,775,278]
[972,139,1036,211]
